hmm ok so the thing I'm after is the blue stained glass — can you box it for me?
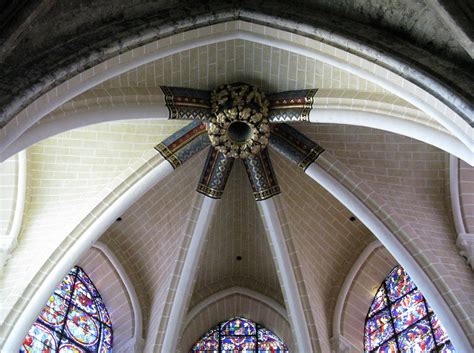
[39,295,68,328]
[191,317,289,352]
[371,339,397,353]
[431,313,449,345]
[391,290,426,333]
[364,265,456,353]
[258,328,288,351]
[192,328,219,351]
[369,286,387,316]
[221,317,256,336]
[94,295,112,326]
[366,322,394,351]
[385,267,415,302]
[59,343,85,352]
[397,318,434,351]
[366,309,391,334]
[72,279,98,316]
[65,306,100,347]
[221,336,256,350]
[76,267,99,298]
[21,323,59,353]
[55,273,75,300]
[20,266,112,353]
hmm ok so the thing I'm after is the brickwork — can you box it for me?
[342,247,397,351]
[302,124,474,345]
[179,293,294,353]
[99,39,387,94]
[0,17,472,350]
[271,151,375,351]
[78,247,134,348]
[100,150,206,352]
[191,162,284,308]
[459,160,474,234]
[0,121,185,347]
[2,21,470,161]
[0,154,18,236]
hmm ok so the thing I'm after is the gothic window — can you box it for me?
[364,265,455,352]
[20,266,113,353]
[190,316,289,352]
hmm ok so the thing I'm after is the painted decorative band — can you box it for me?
[197,148,234,199]
[243,148,281,201]
[196,184,224,199]
[270,123,324,171]
[154,121,209,169]
[267,89,318,122]
[253,185,281,201]
[161,86,212,120]
[155,144,181,169]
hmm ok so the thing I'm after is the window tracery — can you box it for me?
[190,316,289,352]
[365,266,455,352]
[20,266,112,353]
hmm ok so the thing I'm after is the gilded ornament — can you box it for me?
[208,83,270,159]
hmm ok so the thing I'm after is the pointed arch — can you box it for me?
[20,266,113,352]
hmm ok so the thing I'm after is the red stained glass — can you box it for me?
[192,329,219,351]
[221,317,256,336]
[191,317,288,352]
[21,323,59,353]
[369,286,387,316]
[20,266,112,353]
[431,313,449,345]
[258,328,287,351]
[366,321,394,351]
[221,336,256,350]
[58,343,85,352]
[366,309,391,334]
[39,295,68,328]
[364,265,456,353]
[371,339,397,353]
[385,267,415,302]
[72,280,97,316]
[391,290,426,333]
[397,318,434,351]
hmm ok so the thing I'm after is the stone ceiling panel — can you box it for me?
[100,148,206,342]
[98,39,388,93]
[78,247,135,349]
[190,161,285,308]
[0,154,18,236]
[296,122,474,342]
[342,246,397,351]
[270,149,375,351]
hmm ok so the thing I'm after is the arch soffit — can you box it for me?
[184,287,288,330]
[0,20,472,161]
[90,242,144,344]
[181,290,293,352]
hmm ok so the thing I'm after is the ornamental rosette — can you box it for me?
[208,83,270,159]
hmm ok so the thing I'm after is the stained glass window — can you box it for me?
[364,266,455,353]
[20,266,113,353]
[190,316,289,352]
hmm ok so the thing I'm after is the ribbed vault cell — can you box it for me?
[190,162,285,307]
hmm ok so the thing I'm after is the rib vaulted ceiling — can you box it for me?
[0,2,473,352]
